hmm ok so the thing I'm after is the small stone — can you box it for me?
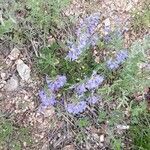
[104,18,110,27]
[58,133,61,137]
[62,145,75,150]
[8,47,20,60]
[41,143,49,150]
[5,59,12,66]
[100,134,104,142]
[0,93,4,101]
[103,18,111,35]
[92,133,99,139]
[48,36,55,46]
[4,75,19,91]
[117,125,129,130]
[23,142,27,147]
[85,141,91,150]
[24,95,29,100]
[1,72,6,80]
[37,105,55,118]
[95,56,100,63]
[16,59,31,81]
[126,3,133,11]
[0,80,6,89]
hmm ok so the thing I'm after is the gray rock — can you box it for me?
[0,80,6,89]
[5,75,19,91]
[0,93,4,101]
[1,72,6,80]
[8,47,20,60]
[100,134,105,142]
[117,124,129,130]
[16,59,31,81]
[104,18,110,27]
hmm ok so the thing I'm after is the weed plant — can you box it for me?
[36,10,150,148]
[0,0,150,149]
[0,0,70,47]
[132,1,150,31]
[0,116,32,150]
[129,103,150,150]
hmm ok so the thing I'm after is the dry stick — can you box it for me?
[48,121,64,142]
[63,94,76,127]
[62,93,70,139]
[49,25,67,50]
[0,10,5,26]
[86,105,97,118]
[53,135,65,148]
[30,39,39,57]
[61,11,76,37]
[62,113,75,127]
[63,93,77,139]
[23,47,32,65]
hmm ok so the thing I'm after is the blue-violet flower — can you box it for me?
[86,73,104,90]
[39,90,56,106]
[116,50,128,64]
[107,50,128,70]
[66,13,100,61]
[87,95,101,104]
[46,75,67,91]
[75,83,87,95]
[66,101,87,115]
[106,59,120,70]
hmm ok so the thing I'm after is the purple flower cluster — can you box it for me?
[74,72,104,96]
[106,59,119,70]
[65,94,101,114]
[86,73,104,90]
[39,75,67,107]
[75,83,87,95]
[66,72,103,115]
[39,72,103,115]
[116,50,128,64]
[46,75,67,91]
[66,101,87,115]
[39,90,56,106]
[87,95,101,105]
[107,50,128,70]
[77,12,100,36]
[66,13,100,61]
[38,13,129,117]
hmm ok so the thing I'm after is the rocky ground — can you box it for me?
[0,0,149,149]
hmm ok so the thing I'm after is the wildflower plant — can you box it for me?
[3,0,149,149]
[0,0,70,49]
[38,12,149,115]
[46,75,67,92]
[132,0,150,32]
[66,101,87,115]
[37,11,150,149]
[0,117,32,149]
[106,49,128,70]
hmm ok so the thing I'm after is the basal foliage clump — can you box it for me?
[129,102,150,150]
[0,0,70,46]
[132,0,150,32]
[0,117,32,149]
